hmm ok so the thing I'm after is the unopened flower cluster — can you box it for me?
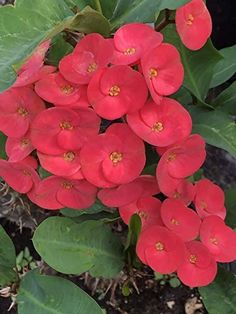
[0,0,234,288]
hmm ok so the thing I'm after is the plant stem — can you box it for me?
[93,0,103,14]
[155,9,175,32]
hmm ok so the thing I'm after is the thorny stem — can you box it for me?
[155,9,175,32]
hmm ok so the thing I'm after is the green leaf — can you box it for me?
[225,186,236,229]
[210,45,236,88]
[0,132,7,160]
[47,33,73,66]
[199,267,236,314]
[65,0,191,23]
[0,225,17,286]
[125,214,142,251]
[60,199,110,217]
[162,24,222,101]
[0,0,75,92]
[213,82,236,115]
[0,1,111,92]
[110,0,191,30]
[189,106,236,158]
[172,87,192,106]
[169,277,181,288]
[33,217,124,278]
[38,167,52,179]
[18,271,103,314]
[69,6,110,37]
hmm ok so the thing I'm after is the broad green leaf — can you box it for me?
[0,132,7,160]
[47,33,73,66]
[199,268,236,314]
[189,106,236,158]
[0,225,17,285]
[33,217,124,278]
[210,45,236,88]
[225,186,236,229]
[69,6,110,36]
[0,1,110,92]
[213,82,236,115]
[18,271,103,314]
[162,24,222,101]
[65,0,191,23]
[172,87,192,106]
[60,199,108,217]
[64,0,117,19]
[110,0,191,30]
[0,0,74,92]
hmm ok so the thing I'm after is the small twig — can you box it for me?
[155,9,175,32]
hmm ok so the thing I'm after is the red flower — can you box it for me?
[6,130,34,162]
[0,159,39,193]
[37,149,81,177]
[141,43,184,103]
[13,40,52,87]
[87,65,148,120]
[30,107,100,155]
[157,160,195,205]
[35,72,80,105]
[80,123,146,187]
[200,215,236,262]
[157,134,206,179]
[136,225,185,274]
[177,241,217,287]
[59,33,113,85]
[0,87,45,137]
[160,199,201,241]
[176,0,212,50]
[194,179,226,219]
[14,65,56,88]
[29,176,97,210]
[20,156,38,169]
[119,196,163,229]
[127,98,192,146]
[98,175,160,207]
[112,23,163,65]
[54,85,89,109]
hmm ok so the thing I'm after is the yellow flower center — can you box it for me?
[20,138,30,147]
[123,47,136,55]
[63,151,75,162]
[110,151,123,165]
[87,62,97,73]
[149,68,158,79]
[17,107,29,117]
[187,14,194,25]
[62,182,73,189]
[59,121,73,130]
[189,254,197,264]
[210,237,218,245]
[171,218,179,225]
[167,152,176,162]
[152,122,164,132]
[155,241,165,251]
[137,210,148,220]
[60,85,74,95]
[109,85,121,97]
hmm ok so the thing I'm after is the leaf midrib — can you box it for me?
[34,238,122,262]
[19,288,63,314]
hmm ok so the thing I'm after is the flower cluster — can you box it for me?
[0,0,233,288]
